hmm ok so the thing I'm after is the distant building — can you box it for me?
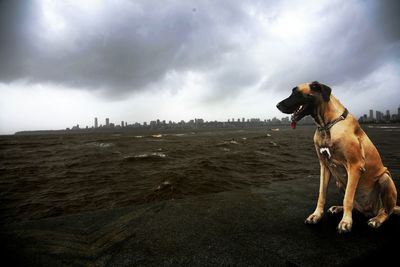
[281,117,290,123]
[361,114,367,122]
[106,118,110,127]
[94,117,98,128]
[386,110,390,121]
[369,109,373,121]
[398,105,400,118]
[376,111,383,122]
[121,121,124,127]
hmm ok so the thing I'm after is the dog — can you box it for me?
[276,81,399,233]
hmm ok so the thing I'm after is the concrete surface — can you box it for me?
[1,176,399,267]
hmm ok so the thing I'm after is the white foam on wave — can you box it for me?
[217,139,240,146]
[368,125,400,129]
[123,152,167,159]
[91,142,114,148]
[269,141,277,146]
[255,150,271,156]
[155,180,172,191]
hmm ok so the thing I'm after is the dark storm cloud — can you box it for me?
[0,1,38,81]
[0,0,399,99]
[373,0,400,42]
[0,0,255,97]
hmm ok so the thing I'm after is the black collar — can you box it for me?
[316,108,348,132]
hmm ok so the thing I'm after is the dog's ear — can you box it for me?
[310,81,331,102]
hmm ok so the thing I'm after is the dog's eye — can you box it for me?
[292,89,301,96]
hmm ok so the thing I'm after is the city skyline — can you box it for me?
[4,102,400,135]
[66,104,400,132]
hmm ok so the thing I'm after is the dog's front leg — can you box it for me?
[337,164,361,233]
[305,162,330,224]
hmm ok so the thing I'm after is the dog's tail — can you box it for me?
[393,206,400,215]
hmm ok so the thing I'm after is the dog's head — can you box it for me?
[276,81,331,128]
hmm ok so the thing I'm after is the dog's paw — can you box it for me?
[328,206,343,215]
[305,213,322,224]
[337,219,352,233]
[368,217,383,228]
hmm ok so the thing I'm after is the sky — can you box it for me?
[0,0,399,134]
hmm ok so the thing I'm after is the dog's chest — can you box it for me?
[315,132,344,163]
[316,142,348,190]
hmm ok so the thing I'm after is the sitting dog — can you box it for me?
[276,81,399,233]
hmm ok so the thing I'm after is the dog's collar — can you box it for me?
[316,108,348,132]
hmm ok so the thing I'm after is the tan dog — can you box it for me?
[277,81,399,233]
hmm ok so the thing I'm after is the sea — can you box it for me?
[1,125,399,224]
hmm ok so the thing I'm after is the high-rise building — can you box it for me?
[106,118,110,127]
[94,117,98,128]
[121,121,124,127]
[386,110,390,121]
[398,105,400,118]
[376,111,383,122]
[369,109,373,121]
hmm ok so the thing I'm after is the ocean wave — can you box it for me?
[217,140,240,146]
[91,142,114,148]
[368,125,400,129]
[172,133,186,137]
[255,150,272,156]
[123,152,167,160]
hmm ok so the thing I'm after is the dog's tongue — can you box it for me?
[291,120,297,129]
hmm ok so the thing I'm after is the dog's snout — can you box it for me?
[276,101,284,111]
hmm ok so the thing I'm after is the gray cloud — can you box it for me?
[0,0,399,101]
[0,0,254,98]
